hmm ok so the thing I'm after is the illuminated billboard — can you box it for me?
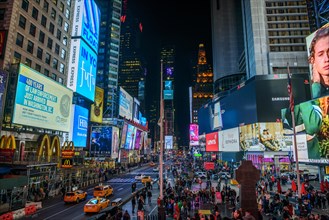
[111,126,119,159]
[119,87,133,120]
[69,105,88,147]
[124,124,136,149]
[90,86,103,123]
[165,135,173,149]
[163,90,173,100]
[205,132,219,152]
[134,129,142,150]
[0,69,8,127]
[189,124,199,146]
[239,122,290,152]
[219,127,239,152]
[133,98,140,123]
[306,23,329,99]
[13,64,73,132]
[120,123,128,148]
[71,0,101,52]
[91,126,112,153]
[282,96,329,164]
[67,38,97,101]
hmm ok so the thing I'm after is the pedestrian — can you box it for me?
[147,190,152,205]
[123,210,131,220]
[131,195,136,213]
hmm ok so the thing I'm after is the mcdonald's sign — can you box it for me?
[61,158,73,168]
[36,134,60,162]
[61,141,75,158]
[0,135,16,162]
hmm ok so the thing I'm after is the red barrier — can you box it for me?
[0,212,14,220]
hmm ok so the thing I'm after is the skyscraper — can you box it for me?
[192,44,213,123]
[95,0,122,119]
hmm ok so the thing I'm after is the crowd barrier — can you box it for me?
[0,202,42,220]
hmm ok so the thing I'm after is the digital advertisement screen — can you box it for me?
[13,64,73,132]
[120,123,128,149]
[219,127,239,152]
[119,87,133,120]
[189,124,199,146]
[69,105,88,147]
[133,98,140,123]
[205,132,219,152]
[163,90,173,100]
[111,126,119,159]
[165,135,173,149]
[91,126,112,153]
[71,0,101,52]
[282,96,329,164]
[124,124,136,149]
[67,38,97,101]
[0,69,8,125]
[134,129,142,150]
[90,86,103,123]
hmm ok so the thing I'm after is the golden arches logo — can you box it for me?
[61,141,75,158]
[36,134,61,162]
[61,158,73,168]
[0,135,16,150]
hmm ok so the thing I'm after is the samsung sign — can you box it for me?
[69,105,89,147]
[67,39,97,101]
[13,64,73,132]
[72,0,100,52]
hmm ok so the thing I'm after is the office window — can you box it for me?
[51,8,56,19]
[64,21,69,32]
[37,47,43,59]
[66,0,71,6]
[55,43,60,55]
[60,48,66,59]
[19,15,26,29]
[44,68,49,76]
[45,53,51,64]
[29,23,36,36]
[51,73,56,80]
[35,63,41,72]
[41,15,47,27]
[58,77,63,84]
[13,52,21,63]
[52,0,57,5]
[62,36,67,46]
[56,29,61,40]
[0,9,5,20]
[59,63,64,73]
[22,0,29,12]
[25,58,32,67]
[57,15,63,26]
[32,7,38,20]
[65,8,70,19]
[52,58,58,69]
[39,30,45,43]
[16,33,24,47]
[43,1,49,12]
[59,2,64,12]
[27,40,34,54]
[47,37,53,49]
[49,22,54,34]
[34,0,40,4]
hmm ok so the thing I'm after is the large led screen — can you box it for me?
[134,129,142,150]
[219,127,239,152]
[120,123,128,148]
[189,124,199,146]
[119,87,133,120]
[282,96,329,164]
[165,135,173,149]
[71,0,101,52]
[111,126,119,159]
[13,64,73,132]
[0,69,8,126]
[69,105,88,147]
[306,23,329,99]
[91,126,112,153]
[205,132,219,152]
[90,86,103,123]
[67,39,97,101]
[124,124,136,149]
[133,98,140,123]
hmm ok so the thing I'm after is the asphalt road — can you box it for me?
[27,165,160,220]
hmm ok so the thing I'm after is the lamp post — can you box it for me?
[158,60,166,220]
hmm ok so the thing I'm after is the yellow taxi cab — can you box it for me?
[93,185,113,197]
[141,176,152,184]
[64,190,87,203]
[149,162,156,167]
[83,197,110,213]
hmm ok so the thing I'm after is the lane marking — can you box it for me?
[118,188,123,191]
[43,204,78,220]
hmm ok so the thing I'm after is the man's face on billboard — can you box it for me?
[313,35,329,76]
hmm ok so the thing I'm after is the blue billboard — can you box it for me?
[70,105,89,147]
[67,39,97,101]
[72,0,100,52]
[124,124,136,149]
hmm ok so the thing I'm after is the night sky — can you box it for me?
[130,1,212,146]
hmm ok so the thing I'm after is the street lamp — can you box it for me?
[158,60,166,220]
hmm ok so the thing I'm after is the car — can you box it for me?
[195,171,207,179]
[64,190,87,203]
[84,197,110,213]
[93,185,113,198]
[141,176,152,184]
[149,162,156,167]
[134,174,146,180]
[153,167,159,172]
[218,172,231,179]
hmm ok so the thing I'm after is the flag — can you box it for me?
[287,73,294,112]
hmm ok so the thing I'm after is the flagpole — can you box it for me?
[287,63,301,199]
